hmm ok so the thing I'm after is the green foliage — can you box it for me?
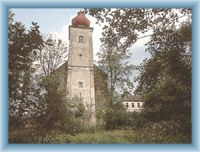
[124,112,147,129]
[68,130,130,144]
[9,129,36,143]
[125,121,190,143]
[99,94,146,130]
[9,129,70,143]
[97,43,135,95]
[135,22,192,138]
[36,75,67,130]
[125,131,190,144]
[9,128,190,144]
[9,116,25,131]
[87,9,191,140]
[65,96,86,133]
[86,8,191,51]
[9,10,44,129]
[37,76,85,133]
[104,98,127,129]
[144,121,181,138]
[67,96,85,118]
[36,35,68,77]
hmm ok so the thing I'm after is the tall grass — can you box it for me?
[9,128,190,144]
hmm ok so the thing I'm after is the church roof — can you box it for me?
[94,64,107,78]
[54,61,68,72]
[55,61,107,78]
[71,11,90,28]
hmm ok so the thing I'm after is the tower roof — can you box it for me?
[71,11,90,28]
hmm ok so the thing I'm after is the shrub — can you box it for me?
[9,129,40,143]
[140,121,190,143]
[104,101,127,129]
[9,116,25,131]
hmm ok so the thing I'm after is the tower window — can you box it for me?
[79,36,84,43]
[78,53,83,58]
[78,81,83,88]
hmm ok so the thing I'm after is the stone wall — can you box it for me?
[94,65,108,125]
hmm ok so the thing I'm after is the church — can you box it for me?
[54,11,108,126]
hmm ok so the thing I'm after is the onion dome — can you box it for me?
[72,11,90,27]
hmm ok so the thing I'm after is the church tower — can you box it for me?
[67,11,96,125]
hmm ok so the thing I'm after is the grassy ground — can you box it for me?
[66,130,132,144]
[9,129,190,144]
[35,129,189,144]
[10,129,138,144]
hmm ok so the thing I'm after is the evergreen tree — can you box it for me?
[9,10,44,128]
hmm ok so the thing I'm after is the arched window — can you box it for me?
[137,102,140,107]
[132,103,134,108]
[79,36,84,43]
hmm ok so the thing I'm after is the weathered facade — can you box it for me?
[55,11,108,126]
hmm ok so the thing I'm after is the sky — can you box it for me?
[11,8,150,66]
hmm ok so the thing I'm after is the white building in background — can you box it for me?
[122,93,144,112]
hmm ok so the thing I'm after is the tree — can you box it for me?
[36,75,68,130]
[85,8,191,51]
[9,10,44,127]
[86,8,191,100]
[97,41,134,99]
[37,77,87,133]
[35,35,68,77]
[86,7,191,119]
[103,95,127,129]
[135,22,191,136]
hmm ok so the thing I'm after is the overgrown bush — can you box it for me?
[9,129,41,143]
[36,76,86,133]
[36,75,68,130]
[9,116,25,131]
[104,101,127,129]
[124,120,191,143]
[124,112,148,129]
[9,129,72,143]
